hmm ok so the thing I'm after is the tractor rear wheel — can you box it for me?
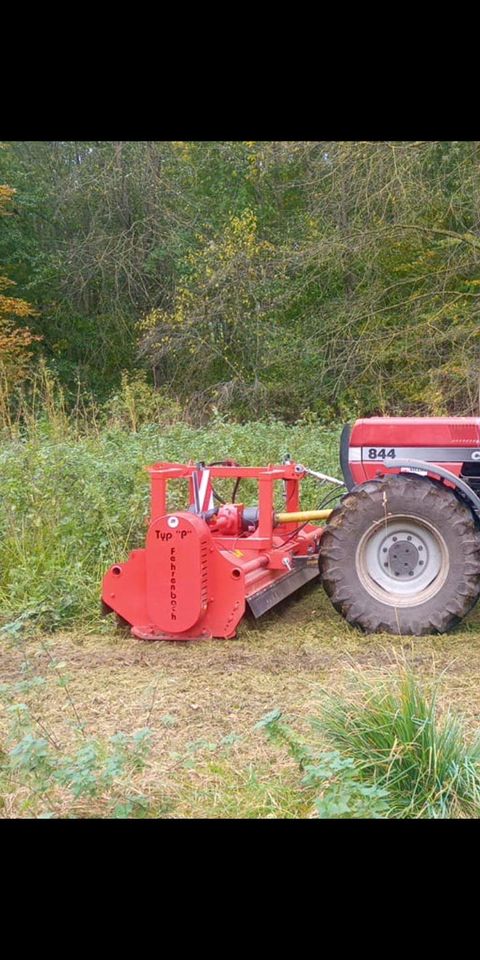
[318,474,480,635]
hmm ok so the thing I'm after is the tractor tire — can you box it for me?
[318,473,480,635]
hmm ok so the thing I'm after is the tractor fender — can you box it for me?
[380,457,480,521]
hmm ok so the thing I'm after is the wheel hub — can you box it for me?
[356,515,449,607]
[386,534,422,579]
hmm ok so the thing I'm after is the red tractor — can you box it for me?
[102,417,480,639]
[320,416,480,635]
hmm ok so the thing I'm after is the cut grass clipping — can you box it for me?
[258,670,480,819]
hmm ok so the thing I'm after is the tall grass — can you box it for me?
[316,671,480,818]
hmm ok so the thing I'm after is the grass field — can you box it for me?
[2,415,480,818]
[2,583,480,819]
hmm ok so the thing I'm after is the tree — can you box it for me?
[3,141,480,420]
[0,184,38,389]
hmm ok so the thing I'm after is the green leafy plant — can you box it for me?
[255,709,389,818]
[5,721,153,817]
[102,372,181,433]
[303,752,390,818]
[0,680,154,818]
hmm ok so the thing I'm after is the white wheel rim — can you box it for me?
[355,514,449,607]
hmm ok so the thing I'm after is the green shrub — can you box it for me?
[102,371,182,432]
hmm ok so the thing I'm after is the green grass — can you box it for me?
[316,671,480,818]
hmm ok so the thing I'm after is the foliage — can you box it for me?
[2,141,480,418]
[256,710,390,818]
[103,370,182,432]
[139,208,281,419]
[0,649,153,818]
[0,182,39,397]
[317,671,480,818]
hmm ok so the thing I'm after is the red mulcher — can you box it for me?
[102,459,332,641]
[103,418,480,638]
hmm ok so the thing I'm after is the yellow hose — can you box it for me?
[275,510,333,524]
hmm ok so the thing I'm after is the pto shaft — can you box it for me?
[275,509,333,524]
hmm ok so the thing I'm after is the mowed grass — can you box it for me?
[3,585,480,818]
